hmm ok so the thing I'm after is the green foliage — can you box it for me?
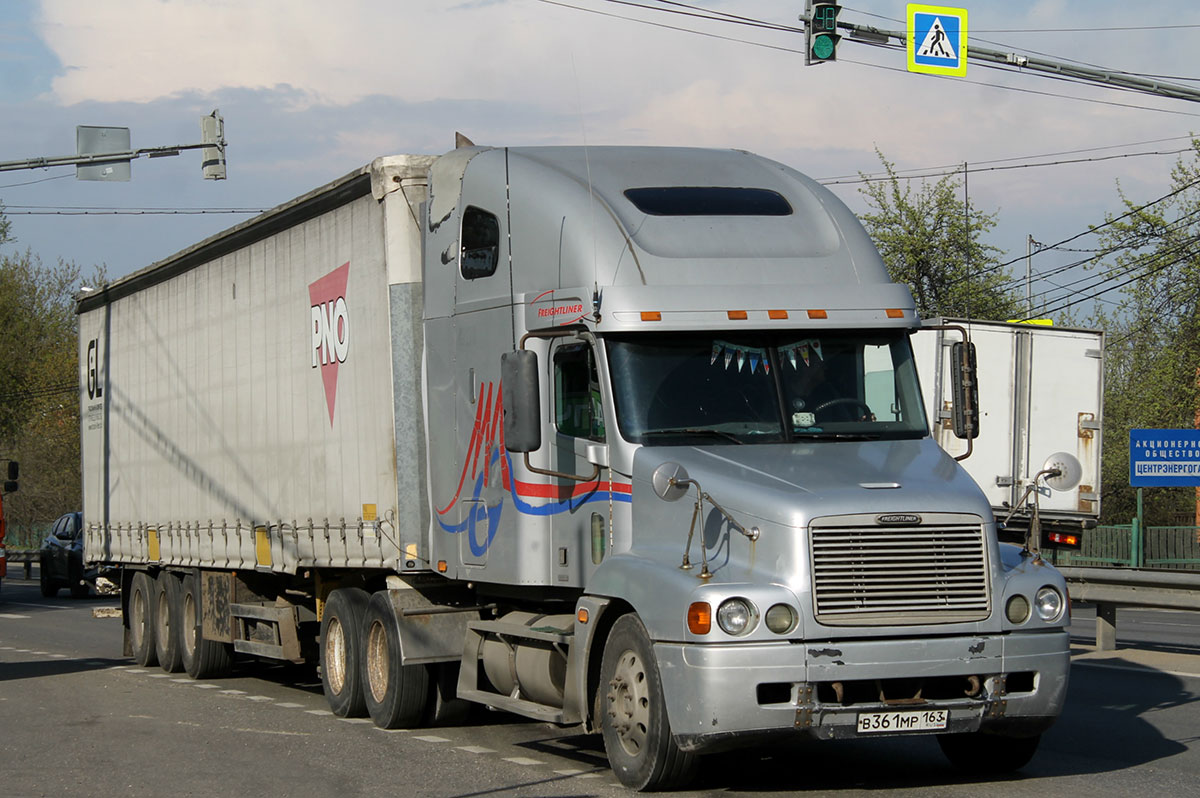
[1088,139,1200,525]
[0,217,105,533]
[857,151,1021,320]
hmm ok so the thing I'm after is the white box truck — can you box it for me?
[81,145,1074,789]
[914,319,1103,547]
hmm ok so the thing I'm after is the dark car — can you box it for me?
[39,512,89,598]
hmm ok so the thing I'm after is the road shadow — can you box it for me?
[0,656,126,682]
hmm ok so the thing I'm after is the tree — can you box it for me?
[1086,139,1200,525]
[0,216,103,545]
[857,151,1021,320]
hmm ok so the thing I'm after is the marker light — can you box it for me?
[641,311,662,322]
[727,310,748,320]
[807,309,828,319]
[688,602,712,635]
[768,310,789,320]
[577,608,589,624]
[886,308,905,318]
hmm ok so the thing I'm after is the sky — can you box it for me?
[1,0,1199,322]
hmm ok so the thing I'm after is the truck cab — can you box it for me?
[421,147,1071,788]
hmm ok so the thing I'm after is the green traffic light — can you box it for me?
[812,33,835,60]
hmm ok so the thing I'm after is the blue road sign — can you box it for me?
[1130,429,1200,487]
[907,5,967,77]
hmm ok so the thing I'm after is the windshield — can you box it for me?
[606,331,928,445]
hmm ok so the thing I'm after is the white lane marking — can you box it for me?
[306,709,333,716]
[339,717,372,724]
[553,769,584,776]
[0,613,30,619]
[232,728,312,737]
[457,746,496,754]
[504,757,545,767]
[220,689,247,695]
[195,684,220,689]
[49,653,68,658]
[171,678,192,683]
[247,696,274,702]
[413,735,451,743]
[148,674,173,679]
[274,702,304,708]
[7,602,72,610]
[374,728,408,734]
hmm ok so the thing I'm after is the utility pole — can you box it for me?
[0,110,227,179]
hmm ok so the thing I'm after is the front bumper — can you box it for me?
[655,630,1069,752]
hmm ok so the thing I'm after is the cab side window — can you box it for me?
[554,344,605,441]
[460,206,499,279]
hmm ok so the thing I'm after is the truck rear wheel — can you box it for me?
[321,587,370,717]
[363,590,429,729]
[180,571,232,679]
[938,731,1041,772]
[128,571,158,668]
[599,614,696,791]
[154,572,184,672]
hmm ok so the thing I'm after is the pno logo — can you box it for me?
[309,262,350,426]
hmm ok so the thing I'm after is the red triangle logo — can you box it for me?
[309,262,350,426]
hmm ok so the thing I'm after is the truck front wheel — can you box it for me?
[938,731,1041,772]
[320,587,370,717]
[362,591,429,729]
[128,571,158,667]
[599,614,696,791]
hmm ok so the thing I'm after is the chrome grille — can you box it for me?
[810,522,990,625]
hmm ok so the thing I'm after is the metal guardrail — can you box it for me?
[4,549,37,579]
[1059,565,1200,650]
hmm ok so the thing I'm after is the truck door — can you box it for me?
[548,340,607,586]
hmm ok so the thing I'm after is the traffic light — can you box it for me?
[201,110,227,181]
[805,1,841,65]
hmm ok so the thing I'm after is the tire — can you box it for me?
[39,555,59,598]
[599,614,696,791]
[938,731,1042,773]
[153,572,184,673]
[320,587,371,717]
[362,590,430,729]
[180,571,233,679]
[69,581,90,599]
[427,662,471,726]
[128,571,158,668]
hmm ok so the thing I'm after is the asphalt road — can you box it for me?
[4,567,1200,797]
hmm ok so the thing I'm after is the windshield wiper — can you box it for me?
[643,427,746,445]
[792,432,881,441]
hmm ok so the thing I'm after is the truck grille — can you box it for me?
[810,521,990,626]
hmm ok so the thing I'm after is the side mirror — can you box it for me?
[950,341,979,440]
[501,350,541,453]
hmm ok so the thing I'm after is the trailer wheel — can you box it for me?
[362,590,429,729]
[599,614,696,791]
[180,572,232,679]
[938,732,1041,772]
[153,572,184,673]
[128,571,158,668]
[321,587,370,717]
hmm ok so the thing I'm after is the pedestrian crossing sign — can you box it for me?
[907,4,967,76]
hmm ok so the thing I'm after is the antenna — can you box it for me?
[570,53,599,297]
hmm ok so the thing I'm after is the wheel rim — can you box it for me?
[155,587,170,642]
[130,585,147,649]
[366,619,389,703]
[326,617,347,695]
[607,648,650,758]
[182,592,197,659]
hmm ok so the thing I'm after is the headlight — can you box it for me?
[1006,595,1031,624]
[716,598,757,635]
[1035,586,1064,621]
[764,603,797,634]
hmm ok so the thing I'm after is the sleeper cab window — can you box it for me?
[460,206,500,279]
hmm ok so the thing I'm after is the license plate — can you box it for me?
[856,709,948,734]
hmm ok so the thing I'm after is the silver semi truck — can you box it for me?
[80,145,1072,790]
